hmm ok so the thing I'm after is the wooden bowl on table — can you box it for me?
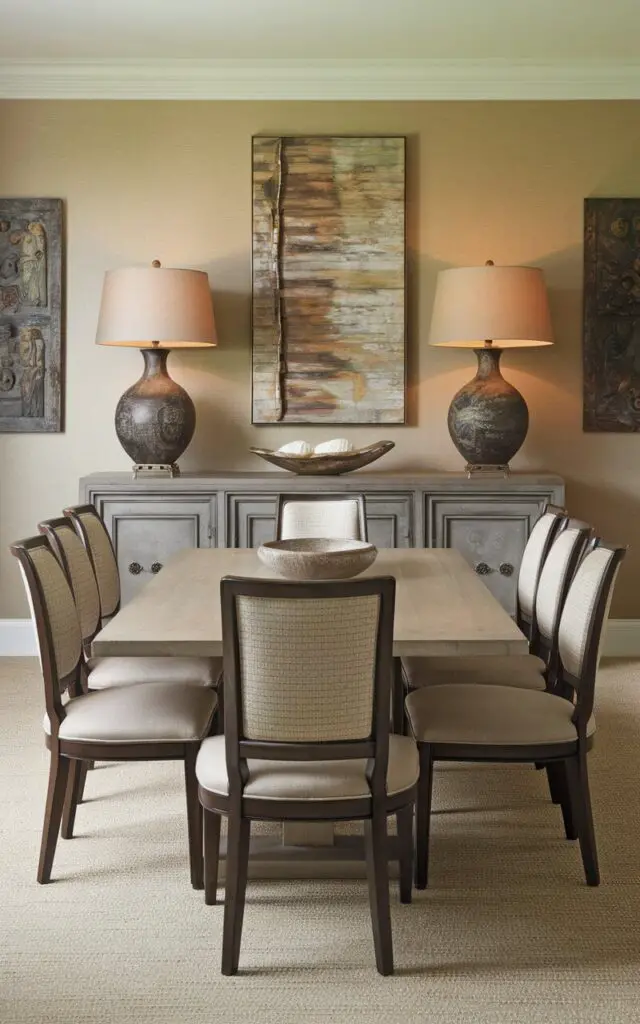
[257,538,378,580]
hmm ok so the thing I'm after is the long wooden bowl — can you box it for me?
[249,440,395,475]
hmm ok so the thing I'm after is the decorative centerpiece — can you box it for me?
[249,439,394,475]
[257,538,378,580]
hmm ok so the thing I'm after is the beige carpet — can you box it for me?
[2,656,640,1024]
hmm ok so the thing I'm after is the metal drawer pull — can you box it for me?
[128,561,163,575]
[474,562,493,575]
[499,562,514,577]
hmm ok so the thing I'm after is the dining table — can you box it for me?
[92,546,528,878]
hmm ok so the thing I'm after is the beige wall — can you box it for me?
[1,100,640,618]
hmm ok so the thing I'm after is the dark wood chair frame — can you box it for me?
[409,541,626,891]
[275,492,368,542]
[10,534,213,889]
[198,574,416,976]
[63,503,122,622]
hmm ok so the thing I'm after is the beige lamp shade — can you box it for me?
[95,265,217,348]
[428,264,554,349]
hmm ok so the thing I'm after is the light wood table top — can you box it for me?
[92,547,527,658]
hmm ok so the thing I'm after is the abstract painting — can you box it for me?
[252,136,406,424]
[0,197,63,432]
[584,197,640,431]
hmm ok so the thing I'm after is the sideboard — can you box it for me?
[80,471,564,614]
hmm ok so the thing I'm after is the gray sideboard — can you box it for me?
[80,471,564,613]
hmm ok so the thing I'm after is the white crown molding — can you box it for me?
[1,58,640,101]
[1,617,639,658]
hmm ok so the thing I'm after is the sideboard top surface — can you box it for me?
[81,470,564,493]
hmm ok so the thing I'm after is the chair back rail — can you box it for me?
[516,502,568,636]
[531,520,593,677]
[10,535,82,730]
[557,541,627,729]
[63,504,121,620]
[220,575,395,805]
[38,516,101,648]
[275,493,367,542]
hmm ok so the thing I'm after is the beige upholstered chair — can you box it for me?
[402,519,591,694]
[196,576,418,976]
[516,502,567,638]
[11,534,218,886]
[405,541,626,890]
[275,493,367,541]
[39,516,221,692]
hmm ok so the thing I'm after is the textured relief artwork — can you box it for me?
[252,136,406,424]
[0,198,63,432]
[583,197,640,431]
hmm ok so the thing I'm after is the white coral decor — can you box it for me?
[276,440,312,455]
[313,438,354,454]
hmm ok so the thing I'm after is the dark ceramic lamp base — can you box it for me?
[115,347,196,477]
[447,346,528,473]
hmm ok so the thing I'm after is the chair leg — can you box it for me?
[545,764,562,804]
[565,752,600,886]
[396,804,413,904]
[364,810,393,975]
[554,761,577,840]
[184,747,203,890]
[38,752,71,884]
[415,744,434,890]
[61,759,85,839]
[204,809,222,906]
[222,814,251,976]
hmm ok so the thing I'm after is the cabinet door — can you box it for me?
[226,494,277,548]
[97,495,216,604]
[426,495,548,614]
[364,492,414,547]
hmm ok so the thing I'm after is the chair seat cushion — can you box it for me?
[87,656,222,689]
[196,734,419,802]
[45,682,217,744]
[405,683,595,748]
[402,655,546,691]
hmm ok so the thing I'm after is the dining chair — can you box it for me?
[405,541,626,889]
[39,516,221,692]
[401,518,591,694]
[11,534,218,886]
[196,575,418,976]
[275,492,367,541]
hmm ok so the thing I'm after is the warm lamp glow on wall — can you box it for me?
[429,261,553,473]
[96,261,217,477]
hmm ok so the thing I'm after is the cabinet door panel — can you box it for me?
[98,496,215,604]
[364,493,414,547]
[226,495,277,548]
[427,495,548,614]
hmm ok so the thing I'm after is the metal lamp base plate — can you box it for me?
[465,463,510,478]
[132,463,180,479]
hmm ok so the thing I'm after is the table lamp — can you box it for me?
[429,261,553,474]
[96,261,217,478]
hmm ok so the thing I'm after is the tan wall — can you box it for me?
[1,100,640,618]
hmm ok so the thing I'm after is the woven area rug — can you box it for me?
[1,656,639,1024]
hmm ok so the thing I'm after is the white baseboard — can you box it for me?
[0,619,38,657]
[2,617,640,658]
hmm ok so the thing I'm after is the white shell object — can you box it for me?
[276,440,312,456]
[313,438,353,455]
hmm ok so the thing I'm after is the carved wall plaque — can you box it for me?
[0,198,63,432]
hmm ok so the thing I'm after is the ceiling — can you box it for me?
[1,0,639,61]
